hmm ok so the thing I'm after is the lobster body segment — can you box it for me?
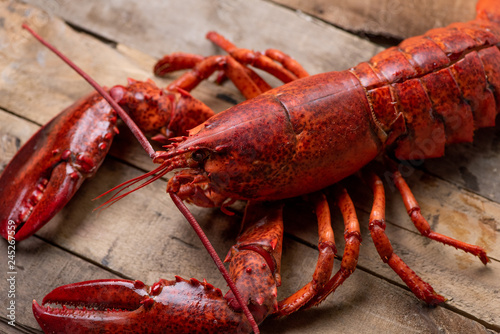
[477,0,500,23]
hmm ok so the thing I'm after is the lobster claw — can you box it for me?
[0,92,117,241]
[33,277,252,334]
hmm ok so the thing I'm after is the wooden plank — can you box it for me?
[422,128,500,202]
[271,0,477,40]
[0,0,498,333]
[20,0,383,75]
[0,319,38,334]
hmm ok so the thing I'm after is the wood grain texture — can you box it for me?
[0,0,498,333]
[271,0,477,40]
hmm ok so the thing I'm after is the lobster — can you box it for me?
[0,0,498,332]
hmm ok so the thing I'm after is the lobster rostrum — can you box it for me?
[1,0,498,332]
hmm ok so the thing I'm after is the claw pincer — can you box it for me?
[0,92,117,241]
[33,277,252,334]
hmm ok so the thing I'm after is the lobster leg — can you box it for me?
[159,53,272,100]
[152,52,205,74]
[303,188,362,308]
[158,55,227,91]
[263,48,309,79]
[389,165,490,265]
[157,53,276,100]
[277,192,336,316]
[155,31,309,99]
[365,172,445,305]
[206,31,308,82]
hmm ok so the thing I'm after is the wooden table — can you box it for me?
[0,0,498,333]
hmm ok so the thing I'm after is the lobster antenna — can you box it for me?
[23,24,260,333]
[21,24,156,159]
[171,194,260,334]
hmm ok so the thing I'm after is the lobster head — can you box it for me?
[154,93,297,207]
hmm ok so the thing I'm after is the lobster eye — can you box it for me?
[191,149,208,162]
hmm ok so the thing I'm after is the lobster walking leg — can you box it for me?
[205,31,308,83]
[159,53,274,99]
[389,164,490,265]
[365,171,445,305]
[263,49,309,79]
[155,31,309,99]
[304,188,362,308]
[277,192,336,316]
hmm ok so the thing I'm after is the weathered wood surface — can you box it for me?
[0,0,498,333]
[271,0,476,40]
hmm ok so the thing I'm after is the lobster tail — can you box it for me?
[350,13,500,160]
